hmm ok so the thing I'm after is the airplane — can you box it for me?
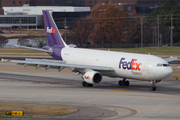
[9,10,178,91]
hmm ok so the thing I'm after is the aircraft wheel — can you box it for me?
[150,86,156,91]
[125,81,129,86]
[150,81,156,91]
[153,86,156,91]
[82,81,87,87]
[89,84,93,87]
[118,80,122,86]
[122,81,126,86]
[86,83,90,87]
[82,81,93,87]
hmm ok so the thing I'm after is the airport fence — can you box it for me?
[89,43,154,48]
[0,45,16,48]
[0,43,178,48]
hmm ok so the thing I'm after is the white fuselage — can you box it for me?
[61,47,173,81]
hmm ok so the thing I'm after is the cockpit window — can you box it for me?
[163,64,170,67]
[157,64,162,67]
[157,63,170,67]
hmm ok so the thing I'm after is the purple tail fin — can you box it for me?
[43,10,67,47]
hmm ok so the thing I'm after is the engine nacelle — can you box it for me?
[82,71,102,84]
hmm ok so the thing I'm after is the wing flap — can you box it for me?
[11,59,114,71]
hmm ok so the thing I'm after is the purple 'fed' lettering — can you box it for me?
[119,58,133,70]
[119,58,141,71]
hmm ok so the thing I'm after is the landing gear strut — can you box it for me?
[150,81,156,91]
[118,78,129,86]
[82,81,93,87]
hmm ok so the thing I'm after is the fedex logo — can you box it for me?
[85,76,90,80]
[119,58,141,71]
[46,27,55,33]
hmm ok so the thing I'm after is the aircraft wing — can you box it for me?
[11,58,114,71]
[164,56,178,62]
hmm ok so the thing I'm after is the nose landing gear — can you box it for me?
[150,81,156,91]
[119,78,129,86]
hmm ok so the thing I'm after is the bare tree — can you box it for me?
[0,36,8,47]
[26,30,47,47]
[68,18,92,47]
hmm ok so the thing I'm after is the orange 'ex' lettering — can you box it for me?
[131,59,141,71]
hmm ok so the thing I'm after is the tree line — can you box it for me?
[64,0,180,47]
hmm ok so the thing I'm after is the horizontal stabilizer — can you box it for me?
[14,45,51,53]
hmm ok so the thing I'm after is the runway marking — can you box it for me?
[34,82,76,85]
[58,102,137,120]
[112,89,136,91]
[157,88,169,91]
[82,104,137,120]
[0,90,180,99]
[83,99,97,103]
[112,88,170,92]
[114,107,137,120]
[0,79,10,81]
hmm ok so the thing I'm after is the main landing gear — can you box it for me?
[82,81,93,87]
[118,78,129,86]
[150,81,156,91]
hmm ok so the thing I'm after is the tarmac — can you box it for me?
[0,59,180,120]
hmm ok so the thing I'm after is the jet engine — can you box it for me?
[82,71,102,84]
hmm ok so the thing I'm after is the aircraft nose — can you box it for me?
[164,67,173,78]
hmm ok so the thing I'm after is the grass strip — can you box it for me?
[0,48,44,53]
[0,103,77,118]
[0,47,180,57]
[97,47,180,55]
